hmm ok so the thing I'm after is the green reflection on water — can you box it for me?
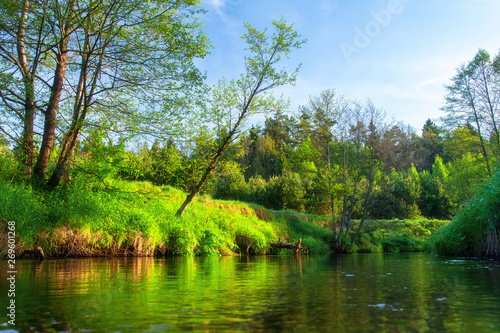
[1,253,499,332]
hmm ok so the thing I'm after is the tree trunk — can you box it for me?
[480,67,500,147]
[175,121,240,217]
[33,1,74,182]
[331,194,337,242]
[473,112,491,176]
[345,133,362,236]
[352,166,374,244]
[327,144,338,242]
[175,77,261,217]
[176,149,224,217]
[17,0,35,179]
[344,178,357,236]
[47,33,94,188]
[467,85,491,176]
[47,127,80,187]
[21,108,35,178]
[338,143,348,245]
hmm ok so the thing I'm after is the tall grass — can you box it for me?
[430,166,500,258]
[0,173,335,257]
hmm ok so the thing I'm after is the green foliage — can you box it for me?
[271,211,332,254]
[213,161,248,201]
[381,232,424,253]
[351,219,446,253]
[431,164,500,258]
[288,137,320,178]
[446,152,490,205]
[243,131,282,180]
[369,171,422,219]
[279,171,307,211]
[214,167,308,212]
[431,155,449,182]
[0,181,45,245]
[419,172,455,219]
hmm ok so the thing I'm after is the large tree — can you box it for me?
[441,49,500,175]
[175,18,306,217]
[0,0,209,186]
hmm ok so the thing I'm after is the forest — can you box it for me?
[0,0,499,258]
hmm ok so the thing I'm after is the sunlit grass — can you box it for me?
[0,176,335,257]
[0,173,450,257]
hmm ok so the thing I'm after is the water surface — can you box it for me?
[1,253,499,332]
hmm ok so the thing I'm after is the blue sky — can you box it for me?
[197,0,500,133]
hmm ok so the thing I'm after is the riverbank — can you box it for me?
[430,165,500,259]
[0,179,447,258]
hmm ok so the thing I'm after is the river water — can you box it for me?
[1,253,499,332]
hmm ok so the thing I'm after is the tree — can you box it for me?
[0,0,50,177]
[288,136,320,178]
[378,122,418,173]
[369,169,421,220]
[446,152,490,206]
[242,131,282,181]
[415,119,445,172]
[468,50,500,149]
[351,100,385,243]
[299,90,347,243]
[333,99,386,248]
[264,108,298,153]
[416,156,455,219]
[0,0,209,186]
[304,89,342,158]
[175,18,306,217]
[441,49,500,175]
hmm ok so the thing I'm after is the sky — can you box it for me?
[196,0,500,133]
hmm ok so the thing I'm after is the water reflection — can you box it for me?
[0,254,499,332]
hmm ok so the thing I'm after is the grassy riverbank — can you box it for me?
[430,165,500,259]
[0,177,448,258]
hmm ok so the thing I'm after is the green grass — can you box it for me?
[429,165,500,258]
[0,176,334,257]
[348,219,449,253]
[0,174,449,258]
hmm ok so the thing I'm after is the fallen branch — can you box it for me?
[269,238,309,254]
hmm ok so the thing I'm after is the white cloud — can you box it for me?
[202,0,227,16]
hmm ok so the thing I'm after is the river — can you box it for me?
[1,253,499,332]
